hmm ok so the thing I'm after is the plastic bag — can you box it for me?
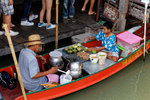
[0,71,17,89]
[60,74,72,85]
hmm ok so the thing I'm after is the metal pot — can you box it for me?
[70,70,81,79]
[69,61,82,78]
[49,51,64,67]
[69,62,82,71]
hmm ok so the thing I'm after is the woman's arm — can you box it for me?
[87,46,105,52]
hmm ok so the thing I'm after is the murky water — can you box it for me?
[56,50,150,100]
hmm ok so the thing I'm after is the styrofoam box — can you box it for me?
[116,31,142,50]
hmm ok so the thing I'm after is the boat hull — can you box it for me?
[16,40,150,100]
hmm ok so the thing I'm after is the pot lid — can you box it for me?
[49,50,62,57]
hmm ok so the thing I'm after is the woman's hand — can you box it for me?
[48,67,58,74]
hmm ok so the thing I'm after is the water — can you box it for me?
[56,50,150,100]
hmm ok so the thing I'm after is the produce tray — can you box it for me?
[65,53,88,63]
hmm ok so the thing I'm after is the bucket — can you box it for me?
[97,52,107,65]
[46,74,59,83]
[60,74,72,84]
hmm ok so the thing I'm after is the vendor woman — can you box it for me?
[84,21,119,62]
[18,34,58,91]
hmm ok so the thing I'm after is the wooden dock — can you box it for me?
[0,1,100,56]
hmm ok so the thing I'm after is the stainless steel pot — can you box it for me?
[49,51,64,67]
[70,70,81,79]
[69,61,82,78]
[69,62,82,71]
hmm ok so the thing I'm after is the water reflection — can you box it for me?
[56,50,150,100]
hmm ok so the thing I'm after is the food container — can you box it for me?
[89,54,98,63]
[116,31,142,50]
[49,50,64,68]
[97,52,107,65]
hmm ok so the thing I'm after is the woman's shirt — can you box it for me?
[95,30,119,55]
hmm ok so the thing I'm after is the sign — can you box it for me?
[103,3,119,22]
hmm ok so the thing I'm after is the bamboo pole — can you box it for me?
[143,2,148,60]
[2,24,27,100]
[55,0,59,49]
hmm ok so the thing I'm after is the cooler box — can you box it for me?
[116,31,142,50]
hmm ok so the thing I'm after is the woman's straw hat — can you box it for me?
[24,34,44,46]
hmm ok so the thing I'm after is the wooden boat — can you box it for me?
[0,25,150,100]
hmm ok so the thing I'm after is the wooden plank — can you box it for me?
[128,2,150,21]
[106,0,119,8]
[96,0,101,21]
[11,36,26,44]
[117,0,129,31]
[58,23,73,33]
[0,39,6,49]
[130,0,150,6]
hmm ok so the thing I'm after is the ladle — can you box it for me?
[57,69,70,75]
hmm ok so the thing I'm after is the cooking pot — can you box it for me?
[70,70,82,79]
[49,50,64,68]
[69,61,82,78]
[69,62,82,71]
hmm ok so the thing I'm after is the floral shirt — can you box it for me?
[95,30,119,55]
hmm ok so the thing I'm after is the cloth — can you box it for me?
[63,0,75,18]
[18,48,47,91]
[0,0,14,15]
[95,30,119,56]
[21,0,33,21]
[46,74,59,83]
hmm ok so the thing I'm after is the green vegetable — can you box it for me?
[68,46,72,50]
[92,50,97,54]
[77,47,82,52]
[77,43,81,46]
[84,47,88,51]
[73,49,77,53]
[72,45,78,48]
[64,48,68,51]
[67,50,72,54]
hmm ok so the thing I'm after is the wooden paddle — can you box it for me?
[2,24,27,100]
